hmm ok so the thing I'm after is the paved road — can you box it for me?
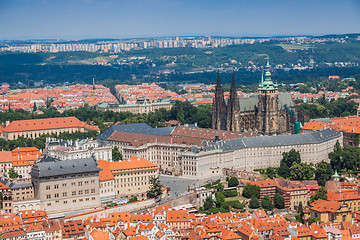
[159,175,224,198]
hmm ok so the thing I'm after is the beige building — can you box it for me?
[30,156,101,214]
[96,99,173,114]
[2,117,99,140]
[99,168,115,203]
[273,178,308,210]
[98,156,159,200]
[181,128,342,179]
[107,131,201,174]
[0,151,12,177]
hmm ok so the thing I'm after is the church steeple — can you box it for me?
[212,72,227,130]
[227,72,240,131]
[259,58,277,91]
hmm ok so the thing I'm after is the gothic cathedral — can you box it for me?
[211,60,295,135]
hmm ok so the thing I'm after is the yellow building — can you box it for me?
[310,199,352,224]
[98,156,159,200]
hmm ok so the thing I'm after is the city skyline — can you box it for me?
[0,0,359,40]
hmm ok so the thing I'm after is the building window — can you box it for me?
[91,189,95,193]
[46,195,51,199]
[63,192,67,197]
[54,193,59,198]
[47,203,51,206]
[78,182,83,186]
[72,191,76,196]
[46,185,51,190]
[79,190,83,195]
[54,185,59,189]
[85,189,89,194]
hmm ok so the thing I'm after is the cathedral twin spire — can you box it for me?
[212,71,239,131]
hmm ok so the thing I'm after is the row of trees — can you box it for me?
[329,141,360,171]
[264,149,333,186]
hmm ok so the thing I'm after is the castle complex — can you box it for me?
[212,60,295,135]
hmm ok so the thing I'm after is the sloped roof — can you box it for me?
[30,156,100,178]
[3,117,99,133]
[186,128,341,155]
[98,156,158,172]
[97,123,175,140]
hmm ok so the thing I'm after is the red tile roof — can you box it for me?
[3,117,99,133]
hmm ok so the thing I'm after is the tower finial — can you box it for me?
[216,71,221,86]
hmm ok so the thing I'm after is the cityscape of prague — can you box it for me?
[0,0,359,239]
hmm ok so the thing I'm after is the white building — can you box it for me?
[181,129,342,179]
[45,138,112,161]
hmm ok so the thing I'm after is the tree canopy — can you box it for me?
[146,177,162,199]
[242,183,261,199]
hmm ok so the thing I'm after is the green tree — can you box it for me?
[128,196,138,203]
[265,167,277,179]
[203,196,214,210]
[329,140,343,170]
[315,161,332,186]
[228,177,239,187]
[261,195,274,211]
[112,146,123,162]
[215,192,225,206]
[242,183,261,199]
[278,162,290,178]
[308,217,322,225]
[311,187,328,202]
[249,196,260,209]
[282,149,301,168]
[296,201,304,223]
[278,149,301,178]
[289,162,314,180]
[273,193,285,209]
[8,168,19,179]
[146,177,162,199]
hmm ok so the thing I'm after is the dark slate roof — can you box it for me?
[237,93,294,112]
[97,123,176,140]
[11,182,33,189]
[187,128,341,154]
[30,156,100,178]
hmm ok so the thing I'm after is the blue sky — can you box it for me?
[0,0,359,40]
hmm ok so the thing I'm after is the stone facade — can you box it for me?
[212,60,294,135]
[181,129,342,179]
[45,138,112,161]
[30,156,101,214]
[96,99,173,114]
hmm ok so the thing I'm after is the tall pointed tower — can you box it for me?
[257,58,280,135]
[212,72,227,130]
[226,72,240,131]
